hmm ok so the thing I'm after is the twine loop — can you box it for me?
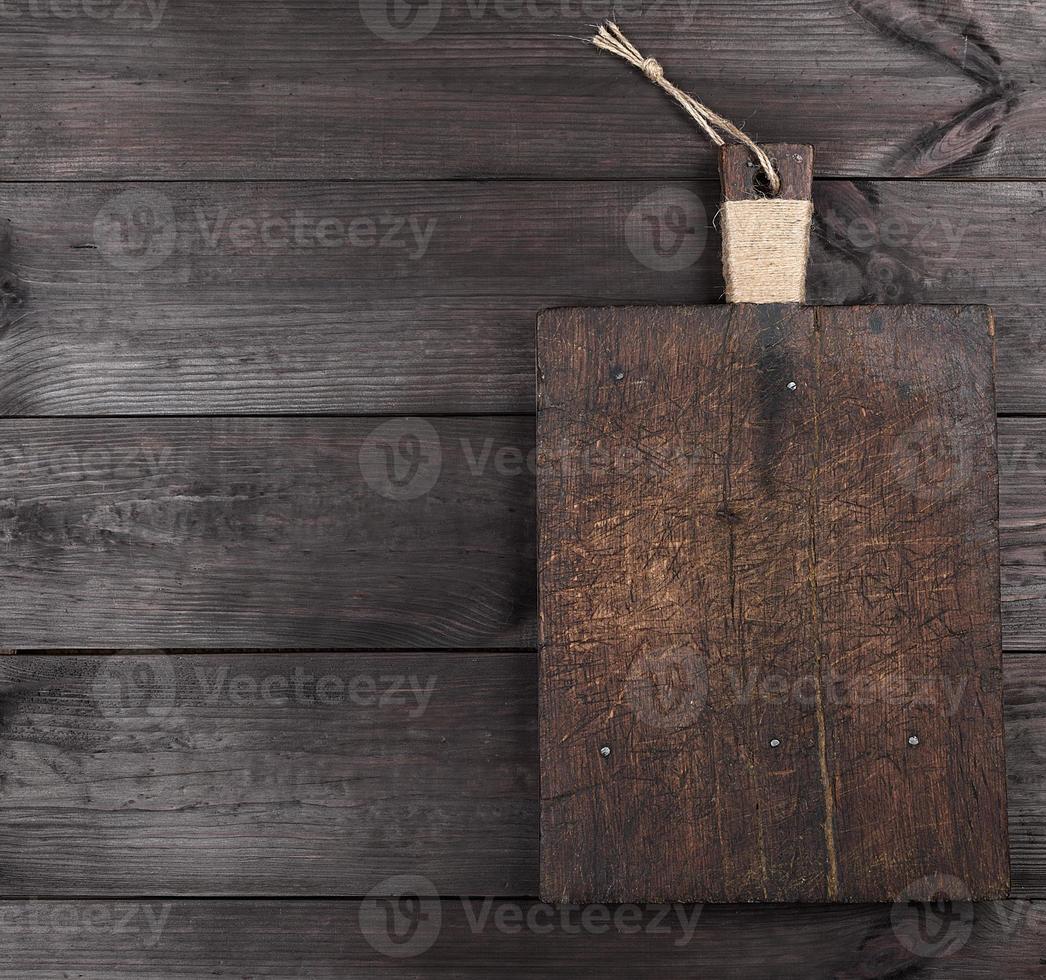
[591,21,781,195]
[590,22,812,303]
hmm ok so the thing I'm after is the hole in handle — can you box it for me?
[752,167,780,198]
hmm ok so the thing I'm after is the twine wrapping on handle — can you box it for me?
[720,199,812,303]
[591,22,813,303]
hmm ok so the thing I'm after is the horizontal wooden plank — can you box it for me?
[0,651,1043,900]
[0,416,1045,647]
[2,180,1045,414]
[0,1,1041,180]
[0,652,538,895]
[0,417,535,648]
[0,899,1042,979]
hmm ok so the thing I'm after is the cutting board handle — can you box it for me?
[718,143,815,304]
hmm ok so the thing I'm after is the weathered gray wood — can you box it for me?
[1,180,1044,414]
[999,422,1046,651]
[0,652,537,895]
[0,417,535,648]
[0,3,1039,974]
[0,1,1039,180]
[0,652,1044,898]
[0,898,1042,979]
[0,417,1044,647]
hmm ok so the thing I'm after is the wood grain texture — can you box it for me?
[0,1,1040,180]
[538,304,1006,902]
[0,651,537,895]
[0,0,1039,970]
[0,898,1043,979]
[1,415,1046,648]
[2,179,1046,415]
[0,652,1045,900]
[0,417,535,648]
[720,144,815,201]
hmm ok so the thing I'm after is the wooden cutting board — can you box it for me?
[536,146,1008,904]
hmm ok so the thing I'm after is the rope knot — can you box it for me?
[591,21,782,195]
[640,57,664,82]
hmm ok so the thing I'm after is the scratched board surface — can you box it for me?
[538,304,1007,902]
[0,0,1044,976]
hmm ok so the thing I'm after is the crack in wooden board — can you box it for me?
[537,302,1008,903]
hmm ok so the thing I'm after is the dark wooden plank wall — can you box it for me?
[3,180,1046,414]
[1,0,1044,976]
[0,418,536,647]
[0,900,1044,979]
[1,0,1041,180]
[1,652,1046,967]
[6,651,1046,898]
[1,417,1046,648]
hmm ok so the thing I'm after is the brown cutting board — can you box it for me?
[537,300,1008,902]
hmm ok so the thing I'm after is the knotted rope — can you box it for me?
[591,21,781,195]
[591,22,813,302]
